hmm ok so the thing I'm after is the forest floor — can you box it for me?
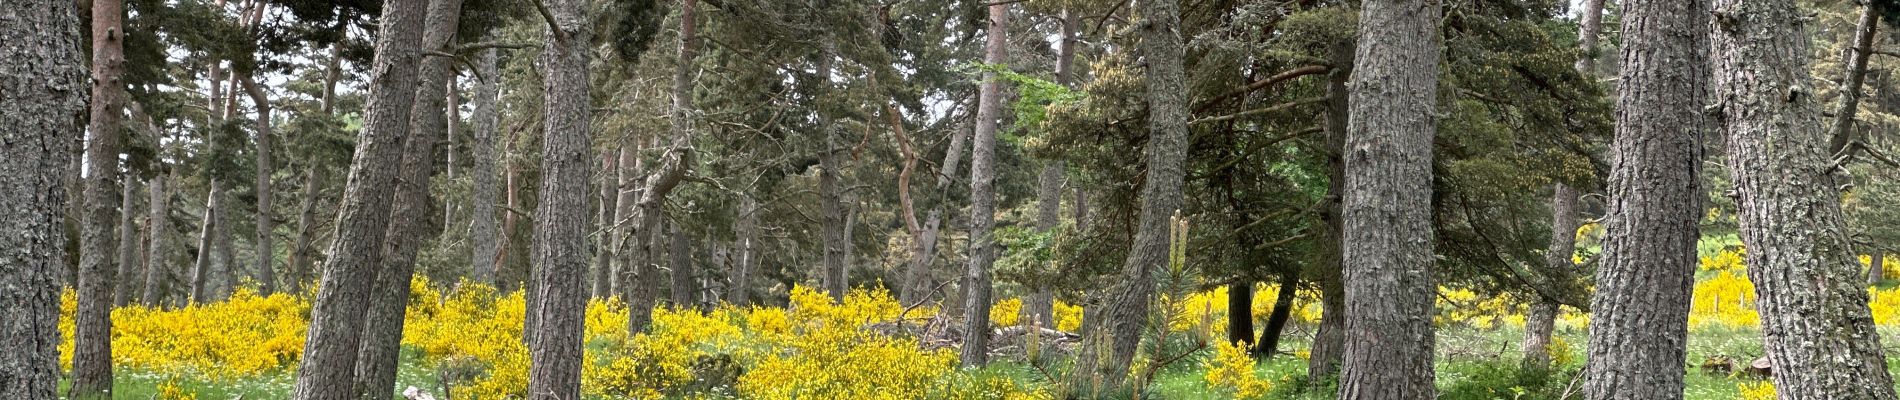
[71,325,1849,399]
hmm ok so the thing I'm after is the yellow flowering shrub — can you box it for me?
[1689,269,1759,329]
[1054,300,1084,332]
[1203,340,1271,399]
[1166,283,1320,333]
[1739,380,1776,400]
[991,297,1023,327]
[105,288,308,378]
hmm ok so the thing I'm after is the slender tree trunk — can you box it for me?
[1253,271,1299,358]
[1525,184,1578,369]
[959,1,1010,368]
[114,177,142,307]
[289,0,429,396]
[1829,5,1879,156]
[900,121,970,306]
[287,41,346,294]
[1335,0,1443,396]
[625,0,698,333]
[239,76,277,294]
[1225,280,1254,347]
[1306,46,1351,386]
[1023,9,1078,330]
[592,149,616,298]
[72,0,127,395]
[353,0,463,395]
[610,141,642,299]
[1873,252,1886,285]
[525,0,594,396]
[668,219,695,307]
[0,2,84,395]
[1582,0,1709,394]
[213,194,234,298]
[814,38,849,302]
[143,174,171,306]
[729,194,758,305]
[1071,0,1187,388]
[1713,0,1900,396]
[470,47,501,286]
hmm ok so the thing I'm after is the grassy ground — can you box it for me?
[84,326,1900,399]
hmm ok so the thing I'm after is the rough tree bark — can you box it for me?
[1524,0,1605,370]
[593,149,616,298]
[1253,271,1299,358]
[525,0,594,396]
[610,139,644,299]
[0,2,84,396]
[1712,0,1900,396]
[1335,0,1443,396]
[240,75,277,294]
[1023,8,1078,330]
[959,1,1009,368]
[470,46,501,286]
[1829,5,1879,156]
[1070,0,1187,388]
[815,38,849,302]
[72,0,127,395]
[1581,0,1709,394]
[353,0,463,395]
[899,118,970,306]
[289,0,429,396]
[114,177,141,306]
[668,219,695,307]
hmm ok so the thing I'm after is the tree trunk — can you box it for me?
[143,174,170,306]
[1254,271,1299,358]
[525,0,594,396]
[610,141,641,300]
[352,0,463,395]
[1225,280,1254,347]
[1071,0,1187,388]
[625,0,699,333]
[1336,0,1443,396]
[959,1,1010,368]
[592,149,616,298]
[1306,45,1351,386]
[288,0,429,396]
[1713,0,1900,396]
[73,0,127,395]
[191,190,220,301]
[668,219,695,307]
[114,177,141,307]
[287,165,323,294]
[900,120,970,306]
[730,194,757,305]
[1525,184,1578,370]
[1873,253,1886,285]
[213,193,234,298]
[470,46,501,286]
[238,76,277,294]
[1829,5,1879,156]
[1582,0,1709,394]
[0,2,84,395]
[1023,8,1079,331]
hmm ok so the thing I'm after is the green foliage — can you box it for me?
[1439,361,1576,400]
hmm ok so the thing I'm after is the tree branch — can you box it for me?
[1193,65,1329,113]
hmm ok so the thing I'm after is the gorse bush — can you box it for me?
[59,288,309,379]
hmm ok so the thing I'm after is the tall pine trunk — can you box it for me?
[240,76,277,294]
[1071,0,1187,388]
[1581,0,1709,394]
[289,0,429,396]
[1713,0,1899,396]
[470,46,502,286]
[1524,0,1604,369]
[143,175,171,306]
[0,2,84,395]
[1307,44,1351,386]
[526,0,594,396]
[593,149,616,298]
[1336,0,1442,396]
[114,177,142,307]
[959,1,1009,367]
[1023,9,1078,330]
[625,0,699,332]
[353,0,464,395]
[72,0,127,395]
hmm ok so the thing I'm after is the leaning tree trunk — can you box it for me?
[1253,271,1300,358]
[286,40,344,294]
[1335,0,1443,397]
[1023,8,1079,330]
[625,0,699,333]
[1581,0,1709,395]
[352,0,463,395]
[1070,0,1187,389]
[470,46,501,286]
[729,194,758,305]
[525,0,594,397]
[899,119,970,306]
[1873,253,1886,285]
[73,0,127,396]
[1828,5,1879,156]
[1307,45,1351,386]
[143,174,171,306]
[959,1,1009,368]
[1712,0,1900,397]
[289,0,429,397]
[610,140,644,300]
[1225,280,1254,347]
[0,2,84,396]
[240,75,276,294]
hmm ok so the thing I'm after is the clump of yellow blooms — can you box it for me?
[59,288,309,379]
[1167,283,1321,333]
[1738,380,1776,400]
[991,297,1023,327]
[1203,340,1271,399]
